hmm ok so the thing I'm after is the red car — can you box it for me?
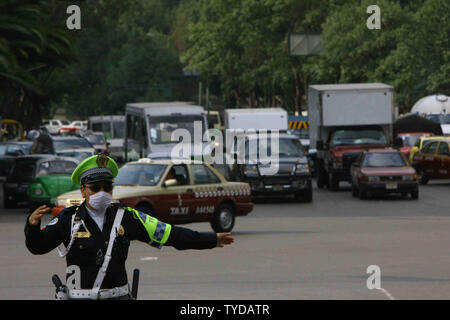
[350,148,418,200]
[394,132,433,158]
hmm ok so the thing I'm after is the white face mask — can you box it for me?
[88,191,112,213]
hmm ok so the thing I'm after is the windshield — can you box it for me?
[37,161,77,176]
[148,115,205,144]
[9,158,38,180]
[425,114,441,123]
[245,137,305,159]
[54,139,93,152]
[57,151,93,162]
[331,129,387,146]
[61,120,70,125]
[113,122,125,139]
[442,114,450,124]
[114,164,166,186]
[362,152,406,167]
[84,134,105,144]
[398,133,431,147]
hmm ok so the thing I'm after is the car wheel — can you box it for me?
[358,185,367,200]
[329,173,339,191]
[296,187,313,203]
[417,169,429,185]
[211,203,235,233]
[411,189,419,200]
[316,163,326,189]
[135,203,153,215]
[4,194,15,209]
[351,183,358,197]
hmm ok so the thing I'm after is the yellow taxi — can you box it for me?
[409,136,450,163]
[52,158,254,232]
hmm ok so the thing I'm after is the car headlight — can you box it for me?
[34,188,43,195]
[55,199,69,206]
[295,164,309,174]
[402,175,414,181]
[368,176,380,182]
[243,165,258,176]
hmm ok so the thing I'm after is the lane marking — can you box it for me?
[378,287,395,300]
[140,257,159,261]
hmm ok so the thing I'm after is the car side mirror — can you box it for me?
[411,146,419,153]
[163,179,179,187]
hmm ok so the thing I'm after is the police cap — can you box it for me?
[71,154,119,185]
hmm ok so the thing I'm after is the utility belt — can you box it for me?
[54,282,130,300]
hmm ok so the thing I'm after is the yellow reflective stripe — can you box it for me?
[125,207,171,245]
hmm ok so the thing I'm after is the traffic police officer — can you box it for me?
[24,154,234,299]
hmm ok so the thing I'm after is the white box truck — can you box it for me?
[224,108,288,130]
[308,83,394,190]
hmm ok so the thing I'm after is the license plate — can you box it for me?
[386,183,397,190]
[273,185,282,191]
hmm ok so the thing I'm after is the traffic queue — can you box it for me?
[2,84,450,234]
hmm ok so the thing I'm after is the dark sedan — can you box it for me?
[350,148,418,200]
[0,142,33,177]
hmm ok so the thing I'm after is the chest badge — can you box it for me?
[75,231,91,238]
[118,225,125,236]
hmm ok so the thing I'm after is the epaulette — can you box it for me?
[60,205,79,217]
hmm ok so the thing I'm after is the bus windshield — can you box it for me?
[148,115,205,144]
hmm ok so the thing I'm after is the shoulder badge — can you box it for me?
[46,217,59,227]
[96,153,109,168]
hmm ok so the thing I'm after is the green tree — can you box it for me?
[182,0,331,112]
[375,0,449,109]
[0,0,75,128]
[60,0,184,119]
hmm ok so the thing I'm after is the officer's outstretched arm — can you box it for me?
[126,207,230,250]
[24,205,63,255]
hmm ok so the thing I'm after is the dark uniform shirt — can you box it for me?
[24,202,217,289]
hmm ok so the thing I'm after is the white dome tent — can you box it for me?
[411,94,449,115]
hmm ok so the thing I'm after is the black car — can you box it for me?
[3,154,76,208]
[230,133,313,202]
[29,134,94,155]
[0,141,33,177]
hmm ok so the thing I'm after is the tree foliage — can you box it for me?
[1,0,448,127]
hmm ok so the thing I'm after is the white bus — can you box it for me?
[124,102,208,162]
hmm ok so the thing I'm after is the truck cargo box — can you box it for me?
[224,108,288,130]
[308,83,394,149]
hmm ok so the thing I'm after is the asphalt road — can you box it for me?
[0,180,449,300]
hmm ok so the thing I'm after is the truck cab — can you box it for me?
[319,125,389,190]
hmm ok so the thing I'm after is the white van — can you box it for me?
[124,102,208,161]
[88,115,125,162]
